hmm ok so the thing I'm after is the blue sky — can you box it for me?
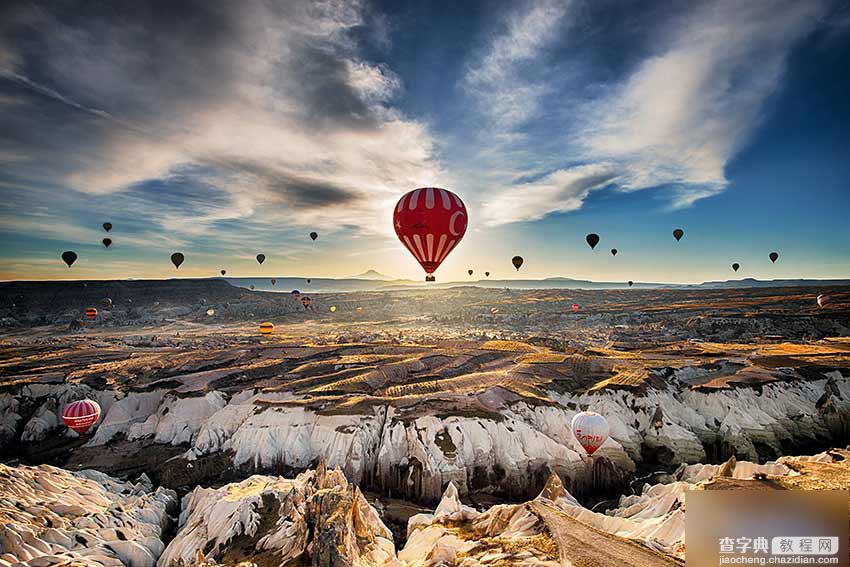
[0,0,848,283]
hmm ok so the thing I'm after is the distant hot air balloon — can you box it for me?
[512,256,523,270]
[291,290,301,298]
[306,279,311,284]
[85,307,98,320]
[221,270,227,276]
[310,232,318,241]
[100,298,112,309]
[732,263,740,272]
[571,411,609,456]
[102,222,112,232]
[206,308,215,316]
[300,296,312,308]
[769,252,779,263]
[271,278,276,285]
[490,307,499,315]
[356,306,364,313]
[586,233,600,250]
[393,187,467,281]
[485,271,490,277]
[62,399,101,434]
[250,285,255,290]
[62,251,77,267]
[330,305,337,313]
[468,269,474,276]
[171,252,184,269]
[102,238,112,248]
[571,303,580,312]
[673,228,684,241]
[817,294,830,308]
[256,254,265,265]
[628,281,634,287]
[259,322,274,335]
[610,248,617,257]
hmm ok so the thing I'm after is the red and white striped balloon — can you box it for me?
[571,411,609,456]
[393,188,467,281]
[61,399,101,434]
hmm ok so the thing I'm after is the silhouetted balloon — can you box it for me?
[271,278,276,285]
[571,411,609,456]
[300,296,312,308]
[221,270,226,276]
[310,232,318,241]
[468,269,473,276]
[171,252,184,269]
[102,238,112,248]
[817,294,829,308]
[62,251,77,267]
[586,233,599,249]
[485,271,490,277]
[732,263,740,272]
[426,275,435,282]
[62,399,101,434]
[250,285,255,290]
[610,248,617,256]
[102,223,112,232]
[306,279,311,284]
[628,281,634,287]
[673,228,684,241]
[256,254,265,265]
[512,256,523,270]
[394,187,467,281]
[769,252,779,263]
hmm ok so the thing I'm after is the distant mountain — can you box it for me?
[694,278,850,289]
[351,269,394,280]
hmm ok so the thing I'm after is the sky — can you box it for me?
[0,0,848,283]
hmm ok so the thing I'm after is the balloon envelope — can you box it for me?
[512,256,523,270]
[817,294,829,308]
[221,270,226,276]
[732,263,740,272]
[100,298,112,309]
[571,411,609,456]
[256,254,265,265]
[271,278,276,285]
[628,281,634,287]
[62,251,77,267]
[485,271,490,277]
[85,307,97,320]
[102,238,112,248]
[62,399,101,434]
[571,303,580,311]
[586,233,600,249]
[769,252,779,263]
[330,306,337,313]
[206,309,215,316]
[673,228,684,241]
[393,188,467,280]
[171,252,184,269]
[259,322,274,335]
[291,290,300,297]
[468,269,473,276]
[610,248,617,256]
[102,222,112,232]
[310,232,318,241]
[300,296,312,308]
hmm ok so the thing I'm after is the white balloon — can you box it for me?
[571,411,609,456]
[817,294,829,308]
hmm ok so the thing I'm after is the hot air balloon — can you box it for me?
[62,251,77,267]
[256,254,265,265]
[586,233,600,249]
[300,296,312,308]
[673,228,684,241]
[310,232,318,241]
[100,298,112,309]
[393,187,467,281]
[571,303,580,312]
[171,252,184,269]
[259,322,274,335]
[485,271,490,277]
[628,281,634,287]
[291,290,301,298]
[732,263,740,272]
[103,222,112,232]
[610,248,617,257]
[490,307,499,315]
[85,307,98,320]
[271,278,276,285]
[817,294,830,308]
[356,306,364,313]
[102,238,112,248]
[62,399,101,434]
[468,269,474,276]
[221,270,227,276]
[250,285,255,290]
[512,256,523,270]
[769,252,779,263]
[571,411,609,456]
[206,308,215,316]
[306,279,311,284]
[330,305,337,313]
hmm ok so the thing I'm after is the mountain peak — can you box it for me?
[352,269,393,280]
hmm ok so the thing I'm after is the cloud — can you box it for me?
[577,0,830,207]
[482,164,618,225]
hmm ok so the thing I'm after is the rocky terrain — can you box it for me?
[1,281,849,565]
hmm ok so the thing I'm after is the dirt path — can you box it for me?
[530,501,683,567]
